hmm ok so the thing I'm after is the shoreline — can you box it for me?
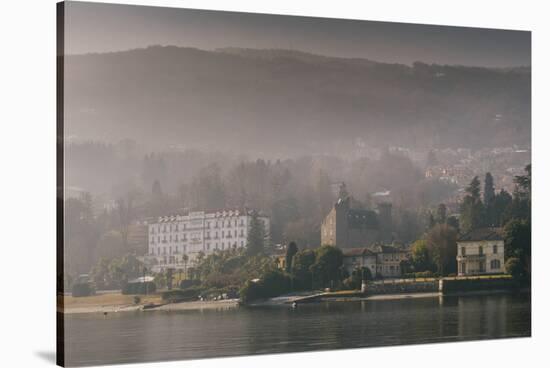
[62,299,240,315]
[61,288,530,315]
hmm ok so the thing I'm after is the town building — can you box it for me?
[456,228,505,276]
[144,209,270,272]
[321,186,393,248]
[342,244,409,278]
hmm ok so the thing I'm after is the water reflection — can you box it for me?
[64,293,531,366]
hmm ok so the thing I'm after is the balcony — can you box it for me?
[456,254,486,262]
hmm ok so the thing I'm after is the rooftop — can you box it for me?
[458,227,504,242]
[342,247,376,257]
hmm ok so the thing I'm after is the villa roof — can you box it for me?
[458,227,504,242]
[371,244,407,254]
[342,247,376,257]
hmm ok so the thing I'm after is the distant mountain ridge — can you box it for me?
[64,45,531,154]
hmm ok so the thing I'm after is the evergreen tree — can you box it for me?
[494,189,513,226]
[247,211,266,256]
[504,219,531,277]
[285,241,298,273]
[436,203,447,224]
[425,224,458,276]
[507,164,531,222]
[428,212,436,229]
[460,176,484,232]
[483,173,496,226]
[483,172,495,207]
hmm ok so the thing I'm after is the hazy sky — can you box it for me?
[64,1,531,67]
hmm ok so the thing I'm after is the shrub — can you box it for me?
[161,286,203,302]
[72,283,94,297]
[505,257,525,279]
[240,270,292,303]
[341,277,357,290]
[133,296,141,304]
[122,282,156,295]
[403,271,434,279]
[179,279,201,289]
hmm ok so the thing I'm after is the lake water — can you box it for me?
[63,292,531,366]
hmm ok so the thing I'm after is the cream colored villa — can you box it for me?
[456,228,505,276]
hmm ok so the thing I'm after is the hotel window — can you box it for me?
[461,247,466,256]
[479,246,483,255]
[491,259,501,269]
[493,245,498,254]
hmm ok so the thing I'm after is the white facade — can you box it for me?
[456,240,505,276]
[144,210,269,272]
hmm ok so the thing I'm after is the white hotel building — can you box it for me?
[144,209,270,272]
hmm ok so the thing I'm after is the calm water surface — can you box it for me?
[64,292,531,366]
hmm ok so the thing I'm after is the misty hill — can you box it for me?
[64,46,530,154]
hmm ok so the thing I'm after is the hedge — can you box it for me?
[72,283,94,297]
[161,286,203,302]
[122,281,157,295]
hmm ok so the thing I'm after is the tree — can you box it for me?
[166,268,174,290]
[411,239,437,273]
[483,173,497,225]
[483,172,495,207]
[425,224,458,276]
[436,203,447,224]
[427,212,436,229]
[182,254,189,279]
[514,164,531,199]
[311,246,344,289]
[505,257,525,280]
[460,176,484,232]
[116,193,135,252]
[494,189,513,226]
[506,164,531,222]
[247,211,266,256]
[285,241,298,273]
[190,163,226,211]
[446,216,459,230]
[504,219,531,276]
[291,249,316,290]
